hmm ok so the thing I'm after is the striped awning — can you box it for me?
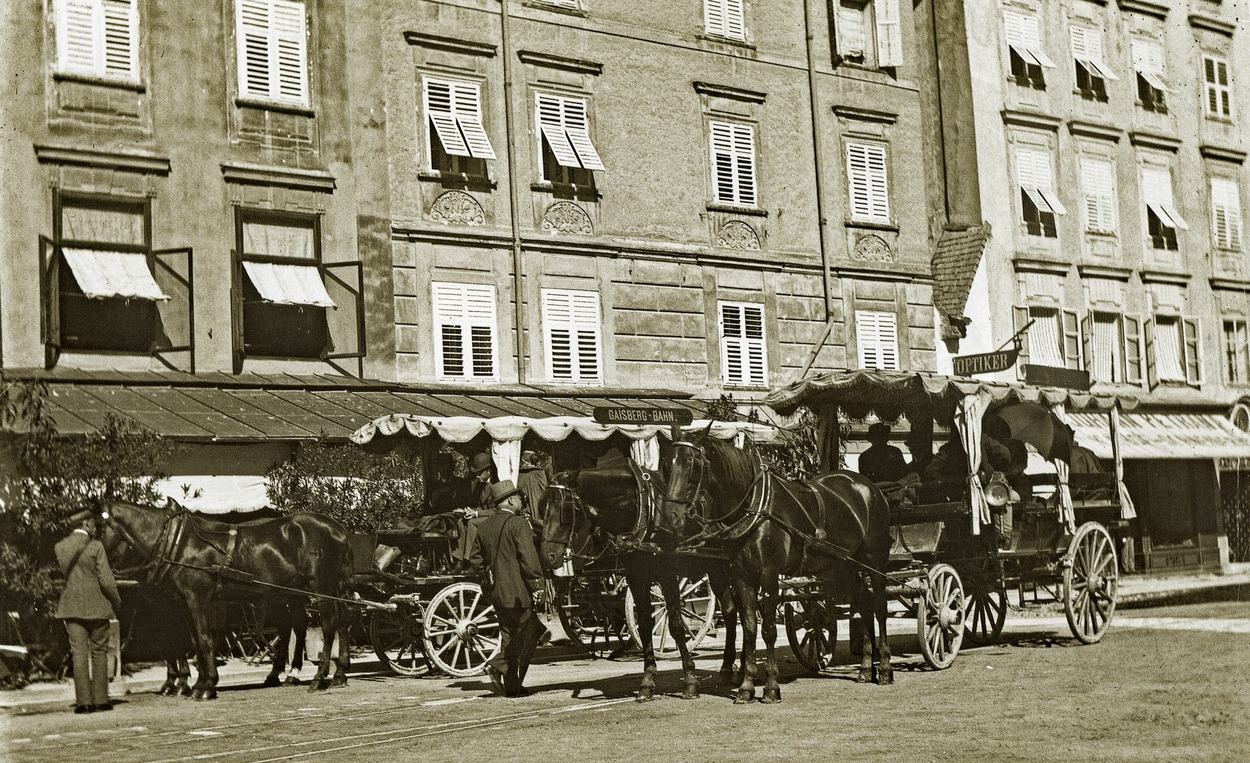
[1068,411,1250,460]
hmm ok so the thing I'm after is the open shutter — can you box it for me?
[1062,309,1081,369]
[425,80,470,156]
[231,250,245,373]
[537,94,581,168]
[1080,312,1094,373]
[152,248,194,372]
[452,81,495,160]
[1143,317,1157,389]
[39,237,62,369]
[561,97,604,172]
[324,260,364,377]
[1182,317,1202,386]
[1123,315,1142,385]
[271,0,308,105]
[102,0,138,80]
[58,0,101,75]
[873,0,903,67]
[1013,306,1031,377]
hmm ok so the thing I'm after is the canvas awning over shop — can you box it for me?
[1068,411,1250,460]
[348,412,779,445]
[242,261,336,308]
[62,248,169,301]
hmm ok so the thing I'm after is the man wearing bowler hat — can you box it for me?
[468,480,545,697]
[859,422,909,483]
[453,451,498,567]
[55,510,122,714]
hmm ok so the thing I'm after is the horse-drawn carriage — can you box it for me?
[762,370,1135,672]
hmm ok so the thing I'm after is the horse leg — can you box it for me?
[264,603,290,688]
[624,565,657,702]
[731,568,759,705]
[159,657,180,696]
[759,573,781,704]
[180,595,219,700]
[715,575,738,688]
[331,601,350,688]
[287,605,308,686]
[873,571,893,685]
[855,572,874,683]
[657,573,699,700]
[308,599,334,692]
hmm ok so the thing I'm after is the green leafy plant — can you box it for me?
[266,441,424,533]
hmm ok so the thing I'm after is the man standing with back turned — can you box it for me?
[469,480,545,697]
[55,510,122,714]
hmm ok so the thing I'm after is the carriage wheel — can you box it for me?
[783,598,837,674]
[962,562,1008,646]
[369,607,431,677]
[557,574,632,660]
[1063,522,1118,644]
[917,563,965,670]
[623,575,717,658]
[421,582,501,677]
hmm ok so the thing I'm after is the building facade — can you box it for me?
[917,0,1250,570]
[0,1,937,506]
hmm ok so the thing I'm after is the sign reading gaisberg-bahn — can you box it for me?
[592,406,695,426]
[952,348,1019,377]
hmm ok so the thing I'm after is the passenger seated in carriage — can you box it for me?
[981,415,1031,502]
[858,423,910,484]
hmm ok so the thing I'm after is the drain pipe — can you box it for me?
[501,1,527,381]
[798,0,837,377]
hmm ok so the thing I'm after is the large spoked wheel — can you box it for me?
[783,598,837,673]
[421,582,500,677]
[917,563,965,670]
[962,561,1008,646]
[1064,522,1118,644]
[624,575,717,658]
[556,573,632,659]
[370,604,431,677]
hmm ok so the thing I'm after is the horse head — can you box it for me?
[659,435,708,538]
[539,471,596,573]
[95,499,182,579]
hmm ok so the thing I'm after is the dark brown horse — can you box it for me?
[98,500,352,699]
[539,463,737,701]
[658,435,893,704]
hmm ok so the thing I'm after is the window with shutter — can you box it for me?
[1088,312,1124,382]
[56,0,139,81]
[846,141,890,224]
[1025,307,1065,367]
[536,93,604,185]
[855,310,900,370]
[1225,319,1250,385]
[873,0,903,68]
[1070,27,1116,101]
[705,0,746,41]
[1080,157,1117,234]
[1016,146,1064,237]
[835,0,870,64]
[1142,166,1187,250]
[1151,315,1186,382]
[1203,56,1232,120]
[1122,315,1143,385]
[1210,177,1243,251]
[1131,39,1168,112]
[710,121,758,208]
[542,289,601,384]
[1003,11,1053,88]
[719,302,767,387]
[236,0,308,107]
[433,282,497,381]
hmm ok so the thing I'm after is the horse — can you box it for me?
[538,462,738,701]
[657,433,894,704]
[97,500,353,699]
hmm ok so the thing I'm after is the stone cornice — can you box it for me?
[693,81,768,104]
[1129,131,1182,152]
[1002,109,1062,132]
[1013,257,1070,275]
[832,105,897,124]
[517,50,602,75]
[1117,0,1169,20]
[1200,144,1247,164]
[34,144,171,175]
[220,162,336,192]
[1141,270,1192,286]
[403,32,497,57]
[1068,120,1122,142]
[1078,264,1134,281]
[1211,277,1250,293]
[1189,14,1236,37]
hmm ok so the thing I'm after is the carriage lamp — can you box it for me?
[985,472,1012,509]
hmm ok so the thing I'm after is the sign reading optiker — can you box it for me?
[592,407,695,426]
[952,348,1019,377]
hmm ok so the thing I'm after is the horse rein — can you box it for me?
[102,504,187,583]
[543,483,609,566]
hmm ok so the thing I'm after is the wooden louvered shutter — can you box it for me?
[426,80,469,156]
[1183,317,1202,386]
[1143,317,1158,389]
[855,310,899,371]
[58,0,101,75]
[271,0,307,104]
[1013,306,1031,374]
[237,0,307,106]
[1123,315,1143,385]
[1062,310,1081,369]
[543,290,601,383]
[102,0,138,79]
[710,122,756,207]
[434,282,497,380]
[847,142,889,223]
[452,81,495,160]
[1081,313,1094,373]
[873,0,903,67]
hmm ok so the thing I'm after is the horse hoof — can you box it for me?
[283,676,302,687]
[330,675,348,688]
[763,687,781,703]
[262,675,282,688]
[878,670,894,686]
[307,679,328,693]
[856,670,873,684]
[636,689,654,702]
[681,689,700,700]
[733,690,754,704]
[179,686,193,697]
[157,684,176,697]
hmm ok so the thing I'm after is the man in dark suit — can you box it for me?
[55,510,122,714]
[468,480,545,697]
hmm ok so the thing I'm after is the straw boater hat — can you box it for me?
[485,480,523,507]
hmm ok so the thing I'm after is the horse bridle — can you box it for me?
[101,503,187,582]
[662,440,709,523]
[542,483,609,565]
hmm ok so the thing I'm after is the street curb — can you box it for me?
[1119,580,1248,609]
[0,666,275,716]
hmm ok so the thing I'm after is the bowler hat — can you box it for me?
[484,479,524,507]
[470,452,493,475]
[867,422,892,442]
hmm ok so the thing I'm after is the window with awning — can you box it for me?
[62,248,169,301]
[241,261,335,308]
[236,212,333,360]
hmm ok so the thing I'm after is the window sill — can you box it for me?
[846,219,897,232]
[707,202,767,217]
[1007,76,1047,91]
[419,169,497,191]
[722,384,770,392]
[696,33,755,51]
[235,97,315,118]
[1204,114,1236,126]
[1075,89,1109,103]
[1135,100,1169,115]
[1084,230,1118,239]
[522,0,588,17]
[532,181,601,201]
[53,71,145,93]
